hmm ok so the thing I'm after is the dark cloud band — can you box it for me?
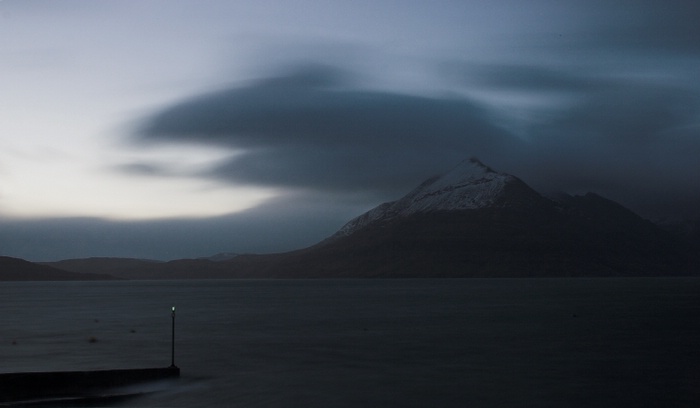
[139,66,519,196]
[135,63,700,221]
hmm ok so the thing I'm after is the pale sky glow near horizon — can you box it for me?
[1,1,699,261]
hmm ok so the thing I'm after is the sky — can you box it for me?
[1,0,699,261]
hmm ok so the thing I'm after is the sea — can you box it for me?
[1,278,699,407]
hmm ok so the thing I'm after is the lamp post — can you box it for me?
[171,306,176,367]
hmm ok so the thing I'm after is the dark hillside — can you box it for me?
[0,256,115,281]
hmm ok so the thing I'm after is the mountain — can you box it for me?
[48,158,695,279]
[331,158,548,239]
[0,256,116,281]
[213,159,690,278]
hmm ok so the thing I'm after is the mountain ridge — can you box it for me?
[0,256,116,281]
[25,158,700,279]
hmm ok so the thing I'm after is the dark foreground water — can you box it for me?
[1,278,699,407]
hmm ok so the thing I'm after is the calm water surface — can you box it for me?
[1,278,699,407]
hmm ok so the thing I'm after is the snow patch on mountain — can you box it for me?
[334,158,522,238]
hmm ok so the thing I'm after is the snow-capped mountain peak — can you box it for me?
[333,158,535,238]
[396,158,510,211]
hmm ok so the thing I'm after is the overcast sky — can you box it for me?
[1,1,699,261]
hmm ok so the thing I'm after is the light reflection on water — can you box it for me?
[1,278,700,407]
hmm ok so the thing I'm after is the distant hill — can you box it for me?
[198,252,239,261]
[0,256,115,281]
[43,258,164,280]
[46,158,697,279]
[44,257,233,280]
